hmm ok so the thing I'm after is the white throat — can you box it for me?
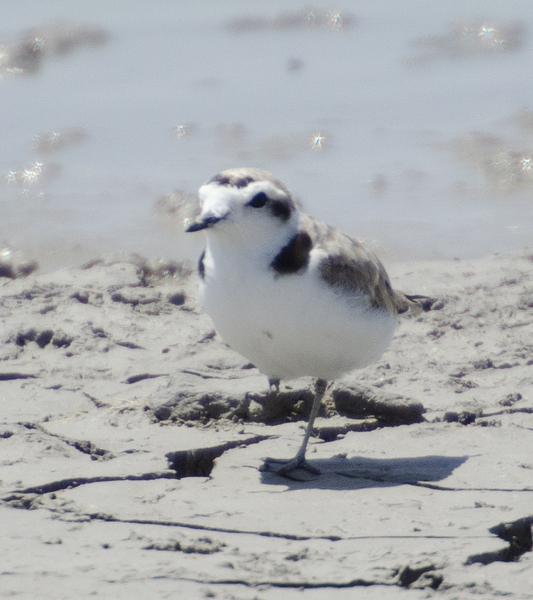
[205,210,299,265]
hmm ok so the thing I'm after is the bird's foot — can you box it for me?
[262,456,321,479]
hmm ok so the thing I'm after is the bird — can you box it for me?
[185,168,427,477]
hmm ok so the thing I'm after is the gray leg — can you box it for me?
[266,379,328,477]
[268,378,280,393]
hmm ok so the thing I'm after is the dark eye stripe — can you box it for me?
[270,199,292,221]
[247,192,268,208]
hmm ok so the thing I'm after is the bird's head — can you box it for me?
[185,168,299,248]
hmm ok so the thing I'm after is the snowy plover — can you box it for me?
[186,168,426,476]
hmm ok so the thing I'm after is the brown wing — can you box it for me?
[303,215,425,315]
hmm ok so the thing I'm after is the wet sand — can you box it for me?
[1,249,532,598]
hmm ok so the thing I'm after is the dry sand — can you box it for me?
[1,249,532,599]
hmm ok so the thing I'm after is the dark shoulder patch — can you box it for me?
[198,248,206,280]
[269,199,293,221]
[270,232,312,275]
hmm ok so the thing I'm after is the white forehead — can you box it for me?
[198,179,289,206]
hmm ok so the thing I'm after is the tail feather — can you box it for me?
[396,293,437,315]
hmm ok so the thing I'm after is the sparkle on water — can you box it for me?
[310,133,326,152]
[173,124,192,139]
[5,162,44,186]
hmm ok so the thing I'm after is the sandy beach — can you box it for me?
[1,249,532,599]
[2,1,533,597]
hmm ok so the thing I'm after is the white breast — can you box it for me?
[200,245,397,381]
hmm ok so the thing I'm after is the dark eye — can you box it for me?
[247,192,268,208]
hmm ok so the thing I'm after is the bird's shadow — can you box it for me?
[259,454,469,490]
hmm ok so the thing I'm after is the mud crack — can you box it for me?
[0,372,37,381]
[20,422,114,460]
[166,434,273,477]
[466,515,533,565]
[3,471,176,498]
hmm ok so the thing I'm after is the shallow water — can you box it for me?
[1,0,533,270]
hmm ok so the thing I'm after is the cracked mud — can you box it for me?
[1,251,533,599]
